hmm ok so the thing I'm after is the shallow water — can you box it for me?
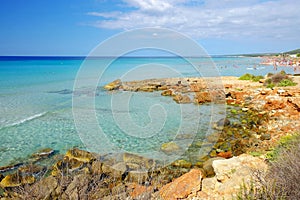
[0,56,295,166]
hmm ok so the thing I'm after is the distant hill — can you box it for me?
[284,49,300,54]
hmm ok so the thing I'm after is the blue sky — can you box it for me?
[0,0,299,55]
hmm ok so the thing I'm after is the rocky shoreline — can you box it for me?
[1,74,299,199]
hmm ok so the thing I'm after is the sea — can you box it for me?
[0,56,296,166]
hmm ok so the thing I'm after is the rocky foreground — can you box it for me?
[0,75,299,199]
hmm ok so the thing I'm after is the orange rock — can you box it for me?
[263,100,286,110]
[173,94,191,104]
[159,169,204,200]
[226,99,235,104]
[195,92,212,104]
[231,91,246,102]
[190,82,207,92]
[129,183,153,199]
[217,151,233,159]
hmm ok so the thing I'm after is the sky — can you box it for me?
[0,0,300,56]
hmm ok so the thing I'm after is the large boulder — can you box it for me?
[201,154,268,200]
[159,169,204,200]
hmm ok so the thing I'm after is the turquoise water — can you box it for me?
[0,56,295,166]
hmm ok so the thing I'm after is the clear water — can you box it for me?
[0,56,295,166]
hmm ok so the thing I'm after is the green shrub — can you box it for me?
[239,73,263,82]
[266,83,275,88]
[252,75,264,82]
[278,79,297,87]
[239,73,254,80]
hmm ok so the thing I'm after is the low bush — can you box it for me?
[235,134,300,200]
[239,73,263,82]
[239,73,254,80]
[263,70,297,88]
[278,79,297,87]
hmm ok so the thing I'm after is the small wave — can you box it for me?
[2,112,47,129]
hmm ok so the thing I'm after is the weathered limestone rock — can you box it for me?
[104,79,122,90]
[194,91,212,104]
[161,89,173,96]
[173,94,191,104]
[102,162,127,180]
[126,170,148,184]
[201,154,268,200]
[203,157,225,177]
[91,160,103,175]
[65,148,95,163]
[0,172,35,187]
[64,174,89,200]
[128,183,153,199]
[30,176,58,199]
[159,169,204,200]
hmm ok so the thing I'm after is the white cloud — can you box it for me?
[89,0,300,40]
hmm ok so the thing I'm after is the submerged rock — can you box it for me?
[161,142,181,155]
[0,163,23,173]
[213,118,230,130]
[123,153,155,169]
[32,148,55,158]
[171,159,192,168]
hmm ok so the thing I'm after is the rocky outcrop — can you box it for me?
[103,79,122,90]
[200,154,268,200]
[65,147,95,163]
[159,169,204,200]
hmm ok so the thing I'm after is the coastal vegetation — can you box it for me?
[264,71,297,88]
[239,71,297,88]
[236,134,300,200]
[238,73,263,82]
